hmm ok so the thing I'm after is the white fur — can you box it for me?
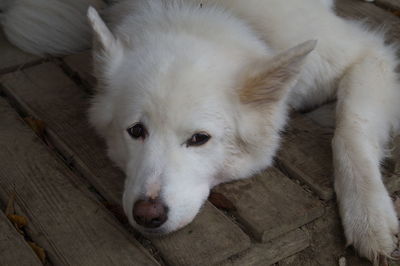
[0,0,105,55]
[4,0,399,263]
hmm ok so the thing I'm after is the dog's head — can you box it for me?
[87,7,315,235]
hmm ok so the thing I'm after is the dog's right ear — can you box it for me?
[87,6,116,53]
[239,40,316,106]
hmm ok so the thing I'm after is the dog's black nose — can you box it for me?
[132,199,168,228]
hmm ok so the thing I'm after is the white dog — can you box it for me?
[1,0,399,263]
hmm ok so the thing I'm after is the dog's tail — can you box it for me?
[0,0,106,55]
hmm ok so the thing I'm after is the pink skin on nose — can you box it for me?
[146,182,161,200]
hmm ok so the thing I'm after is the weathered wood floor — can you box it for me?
[1,0,400,265]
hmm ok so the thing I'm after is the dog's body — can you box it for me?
[2,0,400,263]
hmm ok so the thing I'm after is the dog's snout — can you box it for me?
[133,199,168,228]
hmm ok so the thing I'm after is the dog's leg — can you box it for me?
[333,48,400,263]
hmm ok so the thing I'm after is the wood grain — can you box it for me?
[0,210,42,266]
[221,229,309,266]
[278,114,334,200]
[214,167,324,242]
[152,202,251,266]
[0,63,251,266]
[0,97,159,266]
[1,64,124,205]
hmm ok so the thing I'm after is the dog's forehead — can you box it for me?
[143,87,228,133]
[127,54,236,123]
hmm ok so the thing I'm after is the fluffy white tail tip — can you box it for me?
[1,0,106,55]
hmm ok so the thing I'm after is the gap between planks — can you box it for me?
[0,210,43,266]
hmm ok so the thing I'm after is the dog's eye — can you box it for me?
[186,132,211,147]
[127,123,148,140]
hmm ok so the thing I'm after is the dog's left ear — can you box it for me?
[87,6,117,53]
[240,40,317,106]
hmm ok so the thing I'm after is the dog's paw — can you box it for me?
[341,194,399,264]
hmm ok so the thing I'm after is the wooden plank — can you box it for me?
[276,207,372,266]
[0,63,251,266]
[0,30,41,75]
[0,211,42,266]
[63,51,97,89]
[152,202,251,266]
[277,114,334,200]
[214,167,324,242]
[0,97,159,266]
[1,64,124,206]
[221,229,309,266]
